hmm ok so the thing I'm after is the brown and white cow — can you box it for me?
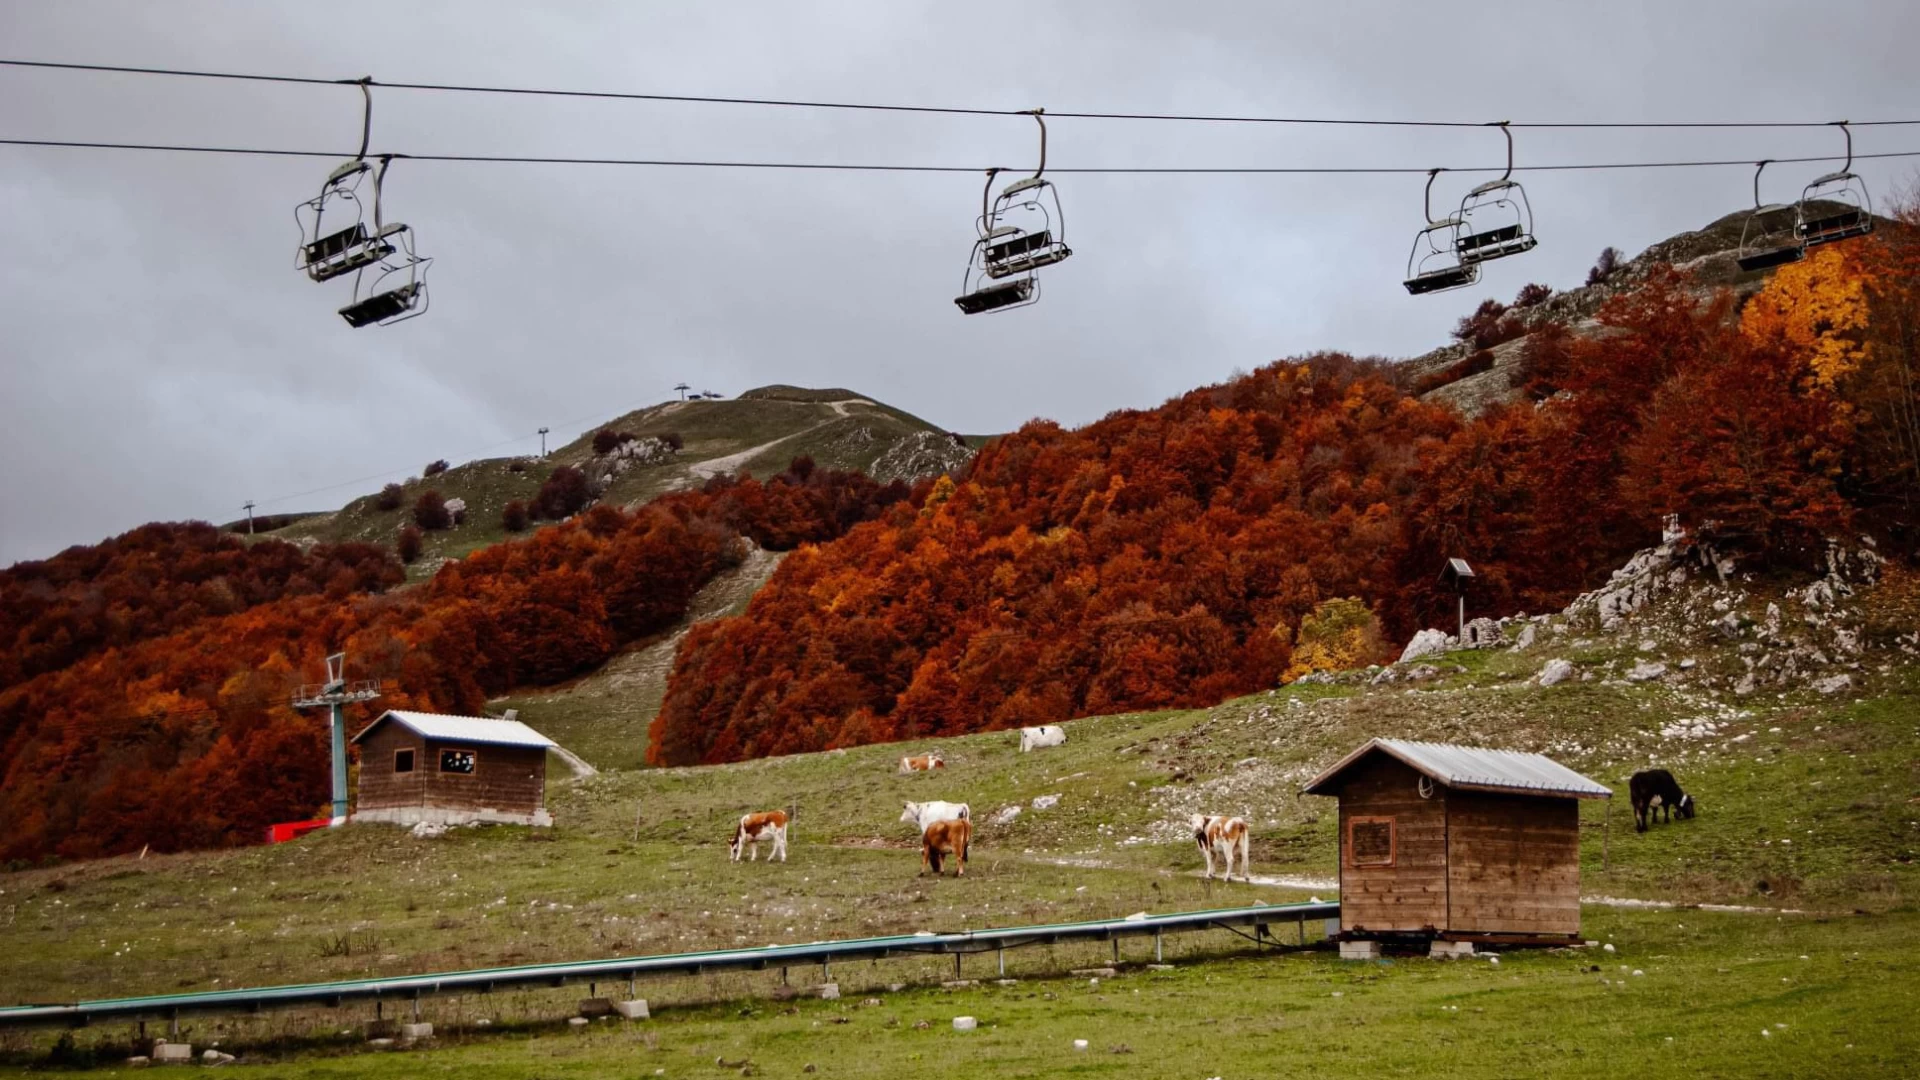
[730,810,788,863]
[921,816,970,877]
[1191,814,1250,882]
[898,752,945,773]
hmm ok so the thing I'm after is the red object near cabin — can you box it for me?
[264,819,332,844]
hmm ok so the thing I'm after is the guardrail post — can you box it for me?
[1112,939,1119,964]
[997,948,1004,976]
[953,953,962,979]
[1155,930,1163,963]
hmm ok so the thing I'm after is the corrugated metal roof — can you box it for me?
[351,710,555,749]
[1303,738,1611,799]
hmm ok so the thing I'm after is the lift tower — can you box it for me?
[292,652,381,825]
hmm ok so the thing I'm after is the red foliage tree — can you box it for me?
[532,467,592,520]
[374,483,404,511]
[396,524,425,563]
[502,500,530,532]
[413,491,452,531]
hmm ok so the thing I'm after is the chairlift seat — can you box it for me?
[985,231,1070,276]
[304,223,370,265]
[984,225,1020,239]
[1799,211,1871,246]
[1466,178,1518,198]
[1456,225,1535,263]
[339,283,423,328]
[954,278,1034,315]
[1736,245,1806,272]
[1404,264,1479,295]
[1001,177,1045,197]
[303,224,396,282]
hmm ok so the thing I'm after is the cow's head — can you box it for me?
[728,823,745,858]
[901,802,922,824]
[1678,793,1696,819]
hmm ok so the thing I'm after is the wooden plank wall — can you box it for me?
[354,725,427,811]
[1337,756,1447,933]
[1446,792,1581,935]
[423,740,546,816]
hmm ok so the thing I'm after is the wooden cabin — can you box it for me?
[349,710,555,828]
[1303,738,1610,946]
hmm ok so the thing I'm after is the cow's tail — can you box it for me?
[962,819,971,864]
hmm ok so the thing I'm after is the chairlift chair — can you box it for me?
[1735,160,1805,272]
[338,226,430,328]
[1453,123,1537,266]
[981,175,1071,279]
[335,157,431,329]
[954,112,1071,315]
[1797,122,1874,249]
[295,79,388,284]
[1404,169,1480,295]
[296,160,393,283]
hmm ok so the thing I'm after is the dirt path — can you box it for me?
[683,399,875,481]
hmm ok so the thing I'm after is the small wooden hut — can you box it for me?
[350,710,555,828]
[1303,738,1610,946]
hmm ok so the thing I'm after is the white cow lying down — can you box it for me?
[901,800,970,833]
[1019,725,1066,752]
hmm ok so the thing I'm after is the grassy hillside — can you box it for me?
[3,563,1915,1073]
[265,388,975,577]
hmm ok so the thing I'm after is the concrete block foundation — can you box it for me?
[1339,940,1381,961]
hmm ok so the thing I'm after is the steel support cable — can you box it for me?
[6,136,1920,175]
[4,59,1919,129]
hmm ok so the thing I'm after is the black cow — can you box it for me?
[1629,769,1695,832]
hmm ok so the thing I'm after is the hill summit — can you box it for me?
[268,385,977,572]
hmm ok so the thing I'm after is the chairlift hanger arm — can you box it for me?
[1489,121,1513,183]
[1424,167,1445,225]
[1027,108,1046,179]
[1833,120,1853,171]
[1751,159,1771,209]
[347,76,373,161]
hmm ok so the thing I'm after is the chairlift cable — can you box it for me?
[5,58,1920,129]
[6,136,1920,175]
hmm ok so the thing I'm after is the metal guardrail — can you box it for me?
[0,900,1338,1029]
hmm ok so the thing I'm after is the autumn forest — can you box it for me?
[4,216,1917,863]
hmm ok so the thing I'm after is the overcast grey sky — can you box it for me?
[3,1,1915,564]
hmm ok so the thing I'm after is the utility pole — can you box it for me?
[243,501,255,535]
[292,653,381,825]
[674,383,691,401]
[537,427,550,457]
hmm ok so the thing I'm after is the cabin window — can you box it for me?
[1348,816,1396,867]
[439,748,476,775]
[393,749,415,773]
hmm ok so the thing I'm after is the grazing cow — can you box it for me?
[901,800,970,833]
[1019,725,1067,753]
[1629,769,1695,833]
[729,810,788,863]
[899,752,945,773]
[1191,814,1251,882]
[921,816,971,877]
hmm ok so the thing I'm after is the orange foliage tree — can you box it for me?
[0,465,907,862]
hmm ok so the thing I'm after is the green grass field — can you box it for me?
[2,619,1915,1074]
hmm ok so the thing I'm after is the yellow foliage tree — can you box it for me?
[1740,243,1871,388]
[1282,597,1385,683]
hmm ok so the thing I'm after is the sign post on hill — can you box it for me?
[1440,558,1475,641]
[293,652,382,825]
